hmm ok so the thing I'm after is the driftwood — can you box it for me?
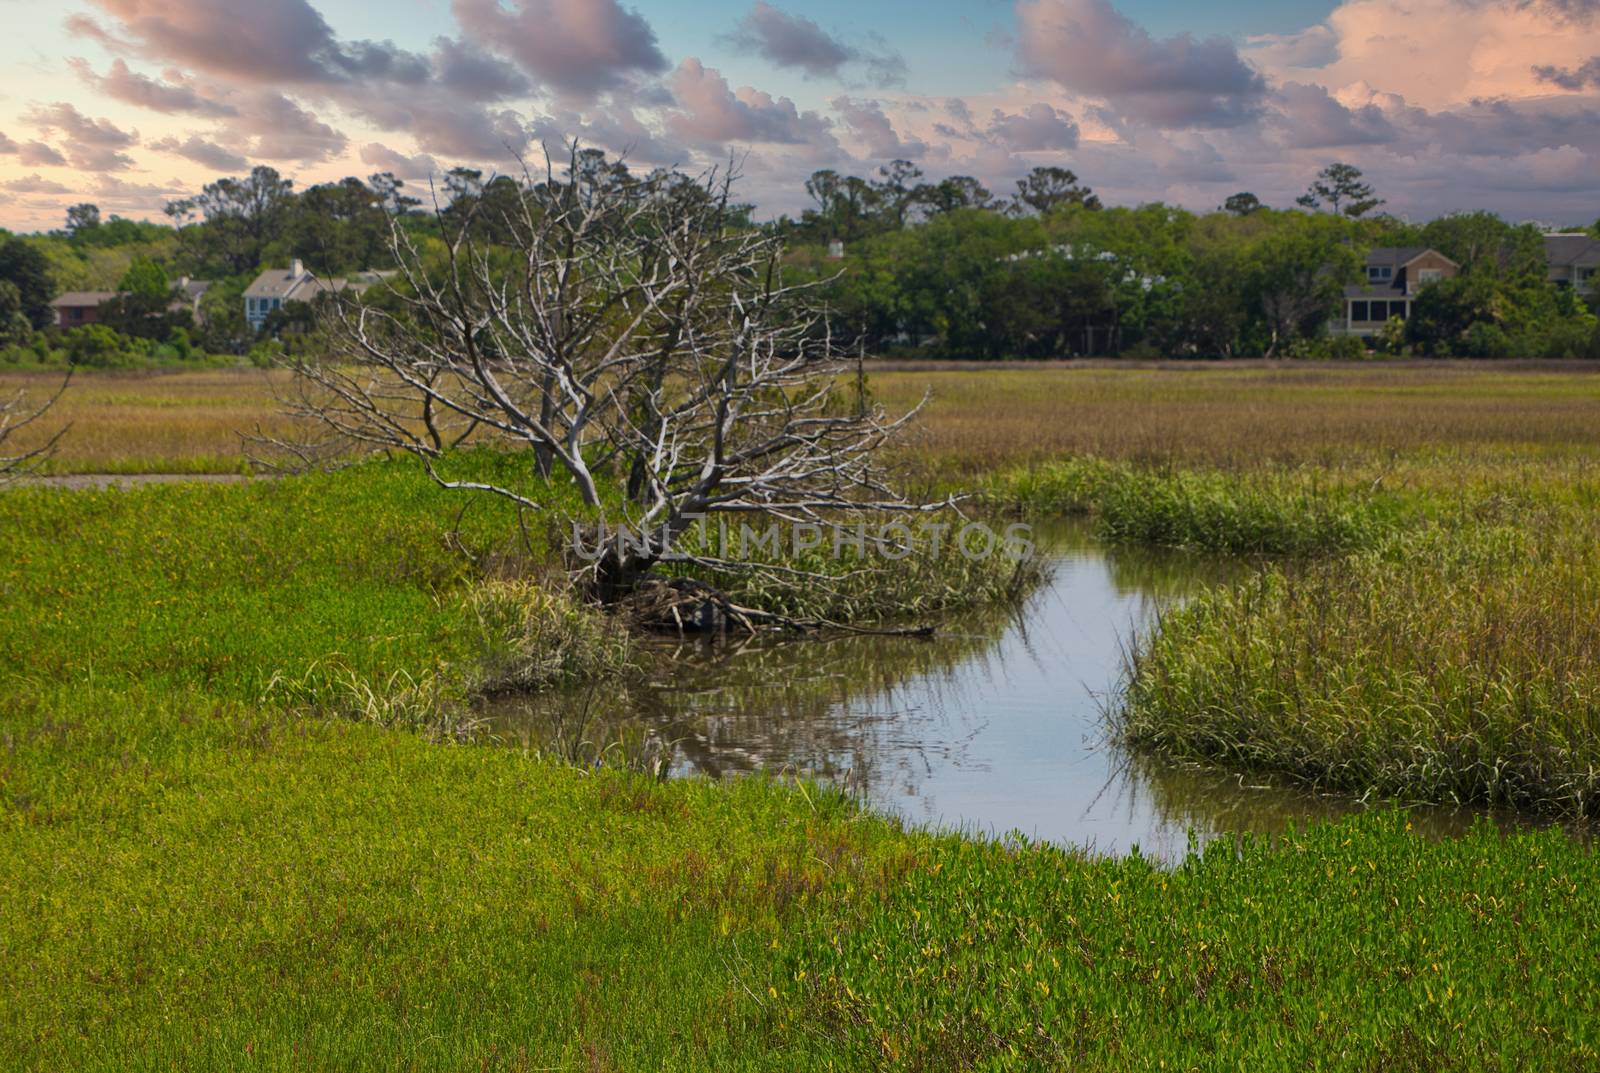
[260,144,949,602]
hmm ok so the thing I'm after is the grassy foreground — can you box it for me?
[3,459,1596,1067]
[6,366,1600,1066]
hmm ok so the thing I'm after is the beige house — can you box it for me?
[1338,247,1459,337]
[1544,233,1600,296]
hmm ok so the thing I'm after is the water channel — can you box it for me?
[484,523,1526,861]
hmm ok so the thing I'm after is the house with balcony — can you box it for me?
[1337,247,1459,337]
[1544,233,1600,296]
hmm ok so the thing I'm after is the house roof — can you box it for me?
[175,278,212,300]
[243,267,317,301]
[1544,233,1600,267]
[49,291,119,308]
[1364,246,1458,269]
[244,268,386,303]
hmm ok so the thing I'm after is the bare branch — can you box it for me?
[282,143,935,599]
[0,372,70,484]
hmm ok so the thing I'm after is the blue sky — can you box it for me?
[1,0,1597,229]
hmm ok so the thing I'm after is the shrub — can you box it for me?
[64,323,133,367]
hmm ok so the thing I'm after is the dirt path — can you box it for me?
[20,473,263,491]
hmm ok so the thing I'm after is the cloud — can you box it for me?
[431,36,532,100]
[1016,0,1267,128]
[70,58,236,116]
[723,3,906,86]
[23,105,139,172]
[359,142,441,182]
[89,174,186,213]
[75,0,427,86]
[1272,81,1397,148]
[831,96,927,159]
[230,92,348,162]
[67,145,139,172]
[1251,0,1600,111]
[150,134,249,170]
[2,139,70,167]
[453,0,669,98]
[352,95,530,159]
[1243,25,1339,69]
[1,175,75,195]
[1420,95,1600,156]
[985,103,1080,150]
[25,102,138,148]
[666,59,834,147]
[1534,55,1600,88]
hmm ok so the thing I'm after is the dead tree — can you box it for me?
[0,374,68,484]
[275,148,937,600]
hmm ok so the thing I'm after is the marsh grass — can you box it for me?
[12,362,1600,477]
[666,514,1046,624]
[1121,518,1600,815]
[993,457,1416,555]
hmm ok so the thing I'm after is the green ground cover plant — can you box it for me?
[5,367,1600,1068]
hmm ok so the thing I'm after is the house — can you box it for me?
[1544,233,1600,296]
[50,277,214,330]
[172,276,213,321]
[49,292,121,328]
[243,259,383,331]
[1338,247,1459,337]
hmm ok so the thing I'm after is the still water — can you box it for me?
[485,524,1502,860]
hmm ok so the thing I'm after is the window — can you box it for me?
[1367,265,1393,283]
[1418,269,1443,285]
[1351,301,1369,322]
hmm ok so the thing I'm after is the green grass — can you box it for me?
[5,449,1600,1068]
[1119,516,1600,817]
[775,812,1600,1070]
[992,457,1417,555]
[6,685,1599,1069]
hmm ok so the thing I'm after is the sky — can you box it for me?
[0,0,1597,231]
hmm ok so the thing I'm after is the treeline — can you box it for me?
[774,160,1598,359]
[2,155,1598,365]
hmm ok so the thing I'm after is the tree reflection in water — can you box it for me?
[481,523,1582,860]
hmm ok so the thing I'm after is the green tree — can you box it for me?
[165,165,295,276]
[65,203,101,237]
[117,256,170,299]
[1246,212,1363,356]
[1296,163,1384,218]
[0,280,32,346]
[1011,167,1101,215]
[1223,192,1261,216]
[284,177,392,275]
[920,176,993,216]
[874,159,925,229]
[0,238,55,329]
